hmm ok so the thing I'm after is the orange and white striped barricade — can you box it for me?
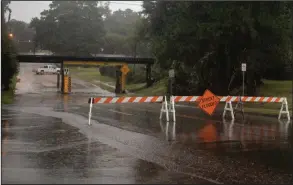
[160,95,290,121]
[88,96,164,125]
[221,96,290,121]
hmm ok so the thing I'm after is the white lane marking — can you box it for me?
[109,109,133,116]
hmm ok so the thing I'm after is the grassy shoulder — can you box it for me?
[68,66,167,95]
[2,75,17,104]
[243,80,292,116]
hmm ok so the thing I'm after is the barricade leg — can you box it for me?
[88,98,93,125]
[164,97,169,122]
[159,96,169,121]
[278,98,290,121]
[223,101,235,120]
[170,96,176,122]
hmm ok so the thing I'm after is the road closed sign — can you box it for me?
[198,89,220,116]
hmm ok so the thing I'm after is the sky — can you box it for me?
[9,1,143,23]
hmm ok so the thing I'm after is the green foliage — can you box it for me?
[1,1,19,91]
[7,19,35,52]
[2,75,17,104]
[142,1,293,95]
[30,1,106,56]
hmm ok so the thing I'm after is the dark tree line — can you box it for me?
[2,1,19,91]
[141,1,293,95]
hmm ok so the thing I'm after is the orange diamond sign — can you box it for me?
[198,89,220,116]
[121,65,130,75]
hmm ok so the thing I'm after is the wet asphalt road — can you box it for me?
[1,63,293,184]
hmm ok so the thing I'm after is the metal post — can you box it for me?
[146,64,152,87]
[170,78,173,96]
[168,68,175,97]
[242,71,245,97]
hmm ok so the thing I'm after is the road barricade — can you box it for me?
[87,94,290,125]
[161,95,290,121]
[87,96,164,125]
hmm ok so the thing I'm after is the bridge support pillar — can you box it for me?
[57,73,60,89]
[115,67,122,94]
[146,64,152,87]
[121,73,126,93]
[61,62,64,93]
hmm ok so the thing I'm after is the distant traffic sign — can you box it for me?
[198,89,220,116]
[169,69,175,78]
[241,63,246,72]
[121,65,130,75]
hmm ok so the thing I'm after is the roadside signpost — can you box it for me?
[234,63,246,119]
[169,69,175,97]
[120,65,130,75]
[169,69,175,78]
[120,65,130,93]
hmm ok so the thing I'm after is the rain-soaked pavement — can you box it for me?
[1,63,292,184]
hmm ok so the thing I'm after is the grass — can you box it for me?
[2,75,17,104]
[241,80,292,116]
[68,66,167,96]
[69,67,116,85]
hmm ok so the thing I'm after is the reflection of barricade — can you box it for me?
[174,120,290,146]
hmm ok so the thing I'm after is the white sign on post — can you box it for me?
[169,69,175,78]
[241,63,246,72]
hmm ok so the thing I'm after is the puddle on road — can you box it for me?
[160,118,293,175]
[3,105,293,184]
[3,88,293,184]
[1,112,213,184]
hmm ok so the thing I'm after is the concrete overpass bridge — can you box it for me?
[17,54,155,94]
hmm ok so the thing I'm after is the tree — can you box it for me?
[1,1,19,90]
[7,19,35,53]
[30,1,106,56]
[142,1,293,95]
[102,8,151,57]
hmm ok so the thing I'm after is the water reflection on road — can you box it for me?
[162,118,291,150]
[160,118,292,174]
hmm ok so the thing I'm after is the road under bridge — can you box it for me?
[17,54,155,94]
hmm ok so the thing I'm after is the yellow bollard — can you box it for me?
[63,76,69,94]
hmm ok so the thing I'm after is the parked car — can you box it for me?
[35,65,60,75]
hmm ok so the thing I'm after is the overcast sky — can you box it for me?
[9,1,143,23]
